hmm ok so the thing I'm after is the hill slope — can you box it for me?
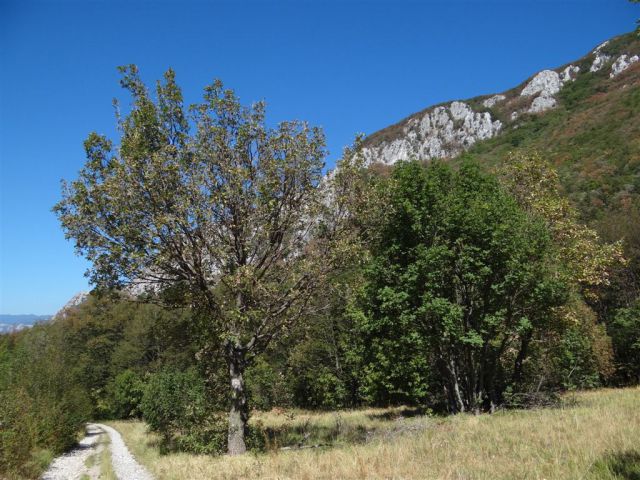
[362,30,640,224]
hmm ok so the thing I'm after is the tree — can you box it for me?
[498,151,625,302]
[498,151,623,388]
[54,66,364,454]
[360,160,566,412]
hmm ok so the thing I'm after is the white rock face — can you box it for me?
[529,95,557,113]
[594,40,609,52]
[610,54,639,78]
[590,41,611,72]
[560,65,580,83]
[521,70,562,97]
[520,70,564,114]
[482,94,506,108]
[53,291,89,320]
[361,101,502,165]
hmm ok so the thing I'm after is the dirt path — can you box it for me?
[41,423,154,480]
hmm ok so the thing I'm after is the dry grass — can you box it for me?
[251,405,425,448]
[99,434,117,480]
[108,387,640,480]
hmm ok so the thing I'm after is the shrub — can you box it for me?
[609,302,640,384]
[108,369,146,419]
[245,356,292,411]
[141,368,207,437]
[141,368,227,454]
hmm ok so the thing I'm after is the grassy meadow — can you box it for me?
[108,387,640,480]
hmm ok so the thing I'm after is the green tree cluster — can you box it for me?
[0,323,91,478]
[357,160,567,412]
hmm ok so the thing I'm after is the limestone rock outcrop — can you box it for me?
[610,54,639,78]
[362,101,502,165]
[482,94,506,108]
[590,41,611,72]
[360,33,639,167]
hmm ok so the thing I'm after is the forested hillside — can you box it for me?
[361,28,640,389]
[363,30,640,226]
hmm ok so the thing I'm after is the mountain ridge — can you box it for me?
[361,30,640,172]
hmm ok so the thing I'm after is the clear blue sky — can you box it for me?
[1,0,638,315]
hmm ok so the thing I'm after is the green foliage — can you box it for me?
[245,356,292,411]
[292,366,349,410]
[0,292,207,476]
[59,294,198,419]
[140,368,227,455]
[609,301,640,383]
[591,450,640,480]
[283,281,365,410]
[499,151,625,298]
[358,160,567,412]
[558,72,602,110]
[0,325,92,479]
[553,317,612,389]
[108,370,146,419]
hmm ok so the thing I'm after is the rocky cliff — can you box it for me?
[362,32,640,166]
[53,291,89,320]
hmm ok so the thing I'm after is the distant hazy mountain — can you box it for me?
[0,292,90,335]
[0,314,52,334]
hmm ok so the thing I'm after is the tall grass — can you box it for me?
[109,387,639,479]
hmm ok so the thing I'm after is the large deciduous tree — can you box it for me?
[360,160,567,413]
[54,66,364,454]
[498,151,625,388]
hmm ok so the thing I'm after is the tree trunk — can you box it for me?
[513,333,531,386]
[448,357,465,413]
[227,349,248,456]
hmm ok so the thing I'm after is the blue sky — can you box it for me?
[1,0,638,315]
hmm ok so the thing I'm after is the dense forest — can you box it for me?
[1,56,640,478]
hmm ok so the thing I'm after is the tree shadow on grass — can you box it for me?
[592,450,640,479]
[366,406,426,421]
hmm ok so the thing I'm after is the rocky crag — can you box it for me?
[362,32,640,166]
[52,291,89,320]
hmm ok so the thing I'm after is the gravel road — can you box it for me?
[41,423,154,480]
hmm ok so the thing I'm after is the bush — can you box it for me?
[108,369,146,419]
[141,368,227,454]
[609,302,640,384]
[141,368,207,436]
[292,367,350,410]
[245,356,292,411]
[550,307,614,390]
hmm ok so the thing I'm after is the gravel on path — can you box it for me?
[41,423,154,480]
[97,423,154,480]
[41,424,103,480]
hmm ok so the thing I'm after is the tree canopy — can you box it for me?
[54,66,365,454]
[359,160,568,412]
